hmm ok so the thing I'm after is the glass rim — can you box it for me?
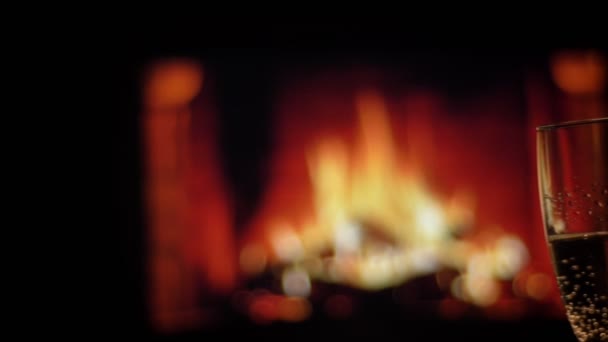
[536,117,608,131]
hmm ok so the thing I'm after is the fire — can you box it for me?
[305,90,448,250]
[242,88,529,307]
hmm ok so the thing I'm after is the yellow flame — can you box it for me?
[307,138,349,229]
[259,89,529,299]
[305,90,450,250]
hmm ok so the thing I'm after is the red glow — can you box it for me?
[249,295,279,324]
[439,298,468,320]
[324,294,353,319]
[144,59,203,109]
[143,59,237,331]
[279,297,312,322]
[551,50,606,95]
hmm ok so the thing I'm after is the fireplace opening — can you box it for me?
[135,48,607,335]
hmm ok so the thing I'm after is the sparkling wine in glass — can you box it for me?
[537,117,608,341]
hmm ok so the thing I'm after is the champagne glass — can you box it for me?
[537,117,608,341]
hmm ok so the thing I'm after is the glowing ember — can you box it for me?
[282,267,312,297]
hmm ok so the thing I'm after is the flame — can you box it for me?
[244,89,529,306]
[303,90,450,254]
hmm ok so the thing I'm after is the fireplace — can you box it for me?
[131,48,606,336]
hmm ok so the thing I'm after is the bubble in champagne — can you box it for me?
[549,233,608,340]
